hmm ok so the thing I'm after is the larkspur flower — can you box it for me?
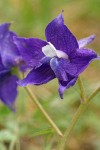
[0,23,24,68]
[0,56,18,110]
[0,23,24,109]
[14,14,100,98]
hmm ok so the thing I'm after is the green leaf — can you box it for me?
[29,128,53,137]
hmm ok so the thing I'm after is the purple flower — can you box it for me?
[0,23,24,109]
[0,56,18,110]
[14,14,100,98]
[0,23,24,68]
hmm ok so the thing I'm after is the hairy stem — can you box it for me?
[78,77,86,102]
[9,138,16,150]
[86,86,100,103]
[58,104,86,150]
[58,82,100,150]
[25,86,63,137]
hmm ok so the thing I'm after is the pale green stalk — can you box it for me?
[58,77,100,150]
[21,72,63,136]
[9,138,16,150]
[86,86,100,103]
[16,139,20,150]
[58,104,86,150]
[78,77,86,102]
[25,86,63,137]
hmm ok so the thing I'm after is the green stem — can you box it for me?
[16,139,20,150]
[58,85,100,150]
[58,104,86,150]
[9,138,16,150]
[78,77,86,102]
[86,86,100,103]
[24,86,63,137]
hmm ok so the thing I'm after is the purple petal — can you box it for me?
[50,57,77,81]
[0,56,9,76]
[0,23,22,68]
[0,56,6,71]
[18,63,55,86]
[57,58,77,76]
[0,23,10,35]
[0,69,10,77]
[0,73,18,110]
[78,35,96,48]
[50,57,68,81]
[58,76,78,99]
[70,48,98,75]
[45,14,78,56]
[14,37,48,68]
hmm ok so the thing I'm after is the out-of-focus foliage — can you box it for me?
[0,0,100,150]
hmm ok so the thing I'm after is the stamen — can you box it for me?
[56,50,68,59]
[42,42,57,57]
[42,42,68,59]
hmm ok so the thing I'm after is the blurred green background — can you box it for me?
[0,0,100,150]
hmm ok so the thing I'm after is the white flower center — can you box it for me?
[42,42,68,59]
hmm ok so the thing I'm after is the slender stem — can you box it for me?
[16,139,20,150]
[78,77,86,103]
[58,84,100,150]
[58,104,86,150]
[24,86,63,137]
[9,138,16,150]
[86,86,100,103]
